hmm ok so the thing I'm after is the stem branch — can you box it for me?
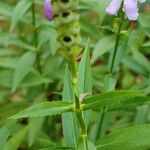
[31,0,42,74]
[109,13,124,73]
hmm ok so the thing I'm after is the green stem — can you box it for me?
[31,0,42,74]
[68,56,77,86]
[96,14,125,141]
[31,0,37,47]
[76,111,87,135]
[68,55,87,145]
[109,13,124,73]
[95,113,105,140]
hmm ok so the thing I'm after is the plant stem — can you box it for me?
[69,57,87,136]
[109,13,124,73]
[76,110,87,135]
[31,0,37,47]
[31,0,42,74]
[95,112,105,140]
[68,55,77,86]
[96,14,125,141]
[68,56,87,145]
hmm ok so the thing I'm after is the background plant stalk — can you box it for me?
[109,13,124,73]
[31,0,42,74]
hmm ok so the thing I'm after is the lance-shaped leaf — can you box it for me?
[28,94,45,147]
[39,147,75,150]
[78,138,96,150]
[0,121,16,149]
[10,0,32,31]
[62,66,79,148]
[78,39,92,94]
[12,51,37,92]
[10,101,73,119]
[78,39,92,126]
[82,91,149,111]
[96,124,150,150]
[4,126,29,150]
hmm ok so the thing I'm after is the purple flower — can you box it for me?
[124,0,138,20]
[106,0,146,20]
[106,0,123,16]
[44,0,53,20]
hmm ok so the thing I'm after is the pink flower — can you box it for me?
[44,0,53,20]
[106,0,123,16]
[106,0,146,20]
[124,0,138,20]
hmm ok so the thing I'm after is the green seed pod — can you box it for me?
[57,21,80,34]
[59,0,78,11]
[51,0,81,57]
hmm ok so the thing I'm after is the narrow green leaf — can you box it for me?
[63,66,75,102]
[134,105,149,124]
[0,121,16,149]
[28,117,44,147]
[4,126,29,150]
[28,94,45,147]
[108,35,128,73]
[132,49,150,73]
[96,124,150,150]
[103,74,116,92]
[0,48,17,56]
[21,71,52,88]
[12,51,37,92]
[78,138,96,150]
[78,39,92,125]
[92,36,115,63]
[122,56,148,77]
[62,66,79,148]
[39,147,75,150]
[10,101,73,119]
[0,102,28,118]
[10,0,32,31]
[83,91,147,111]
[0,57,18,69]
[0,2,13,17]
[78,39,92,94]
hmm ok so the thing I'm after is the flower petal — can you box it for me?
[44,0,53,20]
[124,0,138,20]
[106,0,123,15]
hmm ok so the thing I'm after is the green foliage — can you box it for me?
[78,39,92,94]
[0,0,150,149]
[28,117,44,147]
[4,126,29,150]
[39,147,75,150]
[83,91,150,111]
[12,51,37,92]
[10,0,32,31]
[62,66,79,148]
[77,39,92,126]
[96,124,150,150]
[78,138,96,150]
[10,101,73,119]
[0,121,16,149]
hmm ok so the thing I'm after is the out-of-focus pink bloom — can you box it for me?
[44,0,53,20]
[106,0,123,15]
[124,0,138,20]
[106,0,146,20]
